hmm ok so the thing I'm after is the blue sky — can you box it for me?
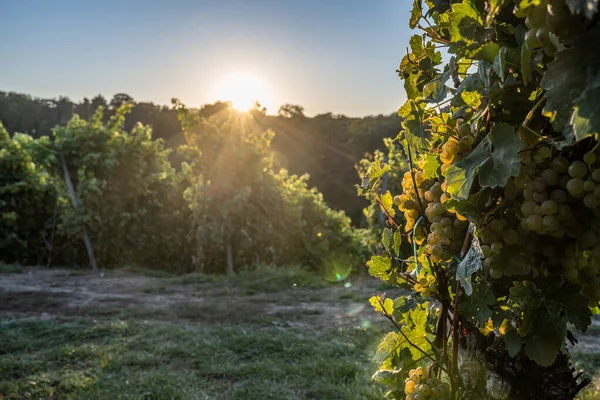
[0,0,415,116]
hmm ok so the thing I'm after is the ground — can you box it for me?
[1,265,600,399]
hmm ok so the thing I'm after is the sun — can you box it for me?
[214,73,271,111]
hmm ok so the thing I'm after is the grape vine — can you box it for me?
[361,1,600,399]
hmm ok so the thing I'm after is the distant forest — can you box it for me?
[0,91,401,223]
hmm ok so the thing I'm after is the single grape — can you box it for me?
[419,385,431,396]
[550,189,568,204]
[533,205,543,215]
[429,282,438,292]
[557,204,572,221]
[407,209,420,220]
[532,191,549,203]
[393,195,402,206]
[592,169,600,182]
[564,268,578,281]
[525,214,543,231]
[552,157,569,173]
[443,226,455,238]
[521,200,537,216]
[440,217,452,227]
[424,190,435,202]
[445,140,460,155]
[541,199,558,215]
[421,288,431,297]
[585,180,596,192]
[535,26,550,43]
[567,178,585,196]
[430,222,443,232]
[530,177,547,192]
[542,169,560,186]
[459,135,474,150]
[525,28,543,48]
[569,161,588,178]
[503,229,519,245]
[491,242,503,254]
[458,123,471,137]
[542,215,560,232]
[432,244,444,256]
[584,193,599,209]
[584,152,597,164]
[415,367,424,377]
[433,202,446,215]
[523,188,534,200]
[489,267,503,279]
[481,245,492,258]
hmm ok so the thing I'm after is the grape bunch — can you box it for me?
[479,144,600,304]
[404,367,451,400]
[516,0,572,56]
[413,273,439,297]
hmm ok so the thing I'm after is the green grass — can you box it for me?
[168,264,330,293]
[0,318,384,400]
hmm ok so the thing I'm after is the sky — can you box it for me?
[0,0,415,116]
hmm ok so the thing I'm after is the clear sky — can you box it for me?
[0,0,414,116]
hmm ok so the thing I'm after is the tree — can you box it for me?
[364,1,600,399]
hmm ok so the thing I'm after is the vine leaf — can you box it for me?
[456,236,483,296]
[382,228,393,253]
[392,231,402,256]
[410,0,422,29]
[380,190,396,217]
[571,74,600,140]
[370,295,394,315]
[422,153,441,179]
[520,43,532,87]
[493,47,507,82]
[445,124,523,200]
[566,0,599,19]
[373,331,398,364]
[505,330,521,358]
[541,43,600,139]
[398,100,428,152]
[367,256,393,282]
[458,282,496,325]
[509,277,591,366]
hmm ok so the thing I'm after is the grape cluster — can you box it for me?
[480,144,600,304]
[516,0,570,56]
[413,273,439,297]
[404,367,451,400]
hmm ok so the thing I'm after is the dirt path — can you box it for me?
[0,268,394,330]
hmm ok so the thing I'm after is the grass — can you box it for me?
[167,264,330,294]
[0,318,385,400]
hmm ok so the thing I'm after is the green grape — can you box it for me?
[393,195,402,206]
[429,282,438,292]
[523,188,534,200]
[489,267,503,279]
[405,199,419,210]
[521,200,537,216]
[445,141,460,155]
[430,222,443,232]
[430,182,444,197]
[489,219,505,234]
[533,205,543,215]
[552,156,569,172]
[592,169,600,182]
[432,244,444,256]
[440,217,452,227]
[584,152,597,165]
[526,28,543,48]
[443,226,455,238]
[481,245,492,258]
[419,384,431,396]
[569,161,588,178]
[564,268,578,281]
[531,177,547,192]
[407,209,420,219]
[542,215,560,232]
[557,204,572,221]
[584,193,599,209]
[491,242,503,254]
[541,199,558,215]
[567,178,585,196]
[424,190,436,201]
[503,229,519,245]
[525,214,543,231]
[459,135,474,150]
[550,189,567,204]
[532,191,549,203]
[541,168,560,186]
[433,202,446,215]
[585,180,596,192]
[537,146,552,159]
[458,123,471,137]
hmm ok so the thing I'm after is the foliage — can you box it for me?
[0,103,365,274]
[362,1,600,399]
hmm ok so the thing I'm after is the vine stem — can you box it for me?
[451,282,461,398]
[376,297,436,363]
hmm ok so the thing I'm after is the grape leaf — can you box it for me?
[566,0,599,19]
[524,310,566,367]
[393,296,417,315]
[401,304,432,359]
[461,91,482,109]
[493,47,507,82]
[446,124,523,200]
[423,71,450,104]
[541,43,600,137]
[505,330,522,357]
[370,295,394,315]
[445,0,483,43]
[382,228,393,253]
[458,282,496,325]
[571,74,600,140]
[410,0,423,29]
[367,256,393,281]
[422,153,441,179]
[457,236,484,296]
[520,43,532,87]
[392,231,402,256]
[373,331,398,364]
[356,159,391,195]
[398,100,429,152]
[380,190,396,217]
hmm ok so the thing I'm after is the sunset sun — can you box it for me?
[215,73,272,111]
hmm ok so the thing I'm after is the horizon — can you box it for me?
[1,0,414,118]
